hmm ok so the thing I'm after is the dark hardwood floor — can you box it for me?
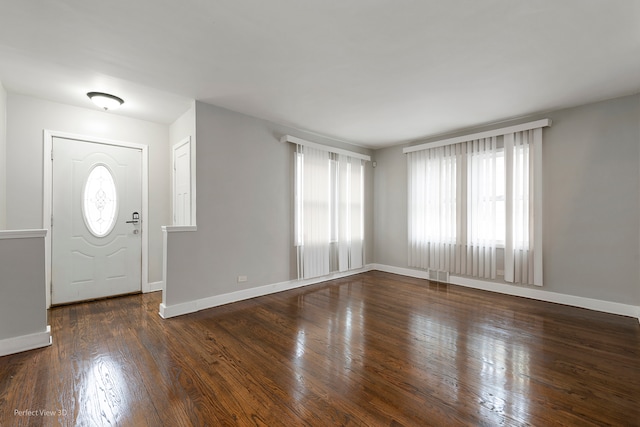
[1,271,639,426]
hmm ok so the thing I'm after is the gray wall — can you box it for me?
[165,102,373,306]
[5,93,171,283]
[0,234,47,341]
[372,143,407,268]
[543,95,639,304]
[373,93,640,306]
[169,101,196,151]
[0,82,6,229]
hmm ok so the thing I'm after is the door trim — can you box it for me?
[171,136,192,225]
[43,130,150,309]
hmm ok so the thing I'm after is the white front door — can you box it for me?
[51,137,142,304]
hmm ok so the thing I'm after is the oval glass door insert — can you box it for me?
[83,164,118,237]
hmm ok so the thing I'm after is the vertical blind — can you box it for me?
[406,121,546,286]
[505,128,543,285]
[294,142,367,279]
[407,144,459,272]
[296,145,331,278]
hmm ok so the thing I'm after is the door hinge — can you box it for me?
[51,215,53,227]
[51,149,54,161]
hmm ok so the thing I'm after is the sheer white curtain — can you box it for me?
[295,146,365,279]
[408,145,459,271]
[504,129,543,285]
[465,137,500,279]
[295,145,330,279]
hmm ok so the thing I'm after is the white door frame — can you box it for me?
[43,130,150,308]
[171,136,196,226]
[171,136,192,225]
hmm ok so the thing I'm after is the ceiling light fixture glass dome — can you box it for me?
[87,92,124,111]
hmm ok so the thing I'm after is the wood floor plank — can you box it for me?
[1,271,639,426]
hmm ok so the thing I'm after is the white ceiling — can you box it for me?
[0,1,638,148]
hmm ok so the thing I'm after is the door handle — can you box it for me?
[126,212,140,224]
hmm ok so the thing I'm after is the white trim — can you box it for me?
[146,281,163,293]
[162,227,168,309]
[155,262,640,322]
[370,264,640,320]
[0,326,52,357]
[0,229,47,240]
[159,265,374,318]
[281,134,371,161]
[43,130,150,307]
[403,119,552,154]
[171,137,196,226]
[162,225,197,233]
[371,264,434,280]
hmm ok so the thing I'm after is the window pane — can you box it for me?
[469,149,505,245]
[83,165,118,237]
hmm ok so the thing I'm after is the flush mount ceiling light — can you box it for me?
[87,92,124,111]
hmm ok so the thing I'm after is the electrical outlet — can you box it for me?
[237,275,247,283]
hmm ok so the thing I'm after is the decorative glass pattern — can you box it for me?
[83,165,118,237]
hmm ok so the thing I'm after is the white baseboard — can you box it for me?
[145,281,163,293]
[159,265,373,319]
[0,326,52,357]
[158,263,640,322]
[370,264,640,321]
[371,264,433,280]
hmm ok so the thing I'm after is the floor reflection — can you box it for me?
[3,273,637,426]
[291,283,368,406]
[411,312,533,423]
[78,354,130,425]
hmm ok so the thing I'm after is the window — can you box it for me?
[83,164,118,237]
[294,145,365,279]
[406,122,546,286]
[469,149,505,246]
